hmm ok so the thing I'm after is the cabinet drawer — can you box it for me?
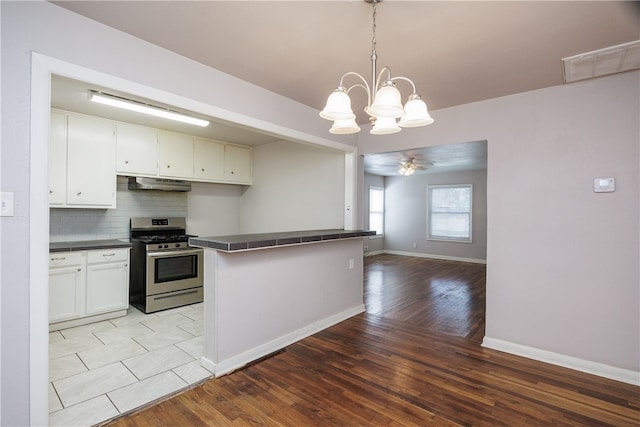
[87,248,129,264]
[49,252,83,268]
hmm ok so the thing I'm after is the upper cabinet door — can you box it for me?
[66,115,117,207]
[49,111,67,205]
[224,145,252,184]
[116,123,158,176]
[158,131,194,179]
[193,139,225,182]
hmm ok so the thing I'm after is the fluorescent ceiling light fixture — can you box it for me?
[563,40,640,83]
[319,0,434,135]
[89,91,210,127]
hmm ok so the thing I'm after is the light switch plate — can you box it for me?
[1,192,15,216]
[593,177,615,193]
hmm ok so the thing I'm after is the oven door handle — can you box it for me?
[147,249,203,258]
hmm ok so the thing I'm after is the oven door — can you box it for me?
[146,248,203,295]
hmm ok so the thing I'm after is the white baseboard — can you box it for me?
[364,250,385,257]
[201,304,366,377]
[482,336,640,386]
[381,250,487,264]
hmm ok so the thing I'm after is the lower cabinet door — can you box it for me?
[49,266,83,323]
[85,262,129,316]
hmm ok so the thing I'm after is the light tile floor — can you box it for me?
[49,303,212,427]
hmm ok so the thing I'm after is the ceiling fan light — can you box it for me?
[367,84,404,118]
[398,164,416,176]
[319,88,356,121]
[329,118,361,134]
[370,116,401,135]
[398,97,435,128]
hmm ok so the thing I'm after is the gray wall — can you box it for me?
[359,72,639,379]
[384,168,487,262]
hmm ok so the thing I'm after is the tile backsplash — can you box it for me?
[49,177,188,242]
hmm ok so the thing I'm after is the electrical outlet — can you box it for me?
[349,258,354,269]
[412,242,417,249]
[1,192,15,217]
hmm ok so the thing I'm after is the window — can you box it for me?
[369,187,384,236]
[428,184,472,242]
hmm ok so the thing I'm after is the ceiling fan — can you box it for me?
[397,157,433,176]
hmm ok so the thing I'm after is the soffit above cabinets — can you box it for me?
[50,75,282,147]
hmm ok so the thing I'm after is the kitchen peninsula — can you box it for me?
[189,229,375,376]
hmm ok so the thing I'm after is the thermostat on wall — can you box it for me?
[593,177,615,193]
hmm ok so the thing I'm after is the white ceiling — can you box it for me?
[49,0,639,174]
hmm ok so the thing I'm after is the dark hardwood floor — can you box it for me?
[364,254,486,342]
[105,254,639,426]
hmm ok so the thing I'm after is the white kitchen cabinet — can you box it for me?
[224,144,252,184]
[116,123,158,176]
[49,111,67,206]
[52,109,253,190]
[50,110,117,209]
[158,131,194,179]
[49,252,84,323]
[194,139,225,181]
[66,115,117,207]
[49,247,130,331]
[85,249,130,316]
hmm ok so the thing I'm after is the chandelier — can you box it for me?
[319,0,434,135]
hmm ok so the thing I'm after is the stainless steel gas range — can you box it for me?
[129,217,203,313]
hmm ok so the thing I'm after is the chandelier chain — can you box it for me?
[371,0,377,57]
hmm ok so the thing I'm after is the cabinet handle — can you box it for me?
[167,165,171,169]
[49,190,53,194]
[103,253,116,257]
[77,268,81,272]
[125,160,129,164]
[201,168,205,172]
[77,192,82,196]
[51,257,66,261]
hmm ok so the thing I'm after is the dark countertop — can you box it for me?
[189,229,376,252]
[50,239,132,253]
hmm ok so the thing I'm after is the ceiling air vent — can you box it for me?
[562,40,640,83]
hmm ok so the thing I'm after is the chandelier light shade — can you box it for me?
[398,95,434,127]
[318,88,355,121]
[371,116,401,135]
[320,0,434,135]
[367,83,404,118]
[330,117,362,134]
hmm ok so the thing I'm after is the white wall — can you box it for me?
[359,72,640,379]
[384,168,487,262]
[186,182,243,237]
[0,2,354,425]
[239,140,345,233]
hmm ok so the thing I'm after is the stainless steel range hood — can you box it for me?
[128,177,191,192]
